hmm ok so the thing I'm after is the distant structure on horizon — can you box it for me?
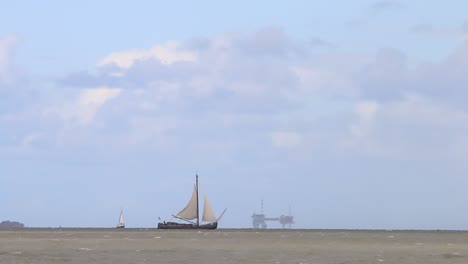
[251,200,294,229]
[0,220,25,229]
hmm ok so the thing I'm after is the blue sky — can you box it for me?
[1,0,468,229]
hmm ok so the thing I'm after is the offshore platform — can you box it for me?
[251,200,294,229]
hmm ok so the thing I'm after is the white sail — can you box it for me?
[202,193,217,222]
[175,185,198,220]
[119,211,124,225]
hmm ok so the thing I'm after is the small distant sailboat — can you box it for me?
[158,174,226,229]
[116,210,125,228]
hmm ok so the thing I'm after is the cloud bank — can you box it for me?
[3,26,468,168]
[2,25,468,228]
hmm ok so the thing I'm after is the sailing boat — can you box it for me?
[157,174,226,229]
[116,210,125,228]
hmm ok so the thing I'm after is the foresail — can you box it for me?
[202,193,217,222]
[175,185,198,220]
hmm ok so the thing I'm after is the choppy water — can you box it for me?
[0,229,467,263]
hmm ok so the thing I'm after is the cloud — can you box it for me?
[62,29,305,114]
[76,88,122,124]
[358,48,408,101]
[236,27,296,57]
[97,41,198,69]
[407,41,468,107]
[463,21,468,39]
[309,37,334,48]
[271,131,303,148]
[339,100,379,152]
[4,27,468,228]
[370,0,402,13]
[0,34,36,120]
[351,100,379,137]
[341,94,468,160]
[45,87,122,126]
[54,27,468,158]
[0,34,18,83]
[5,27,468,166]
[410,24,458,39]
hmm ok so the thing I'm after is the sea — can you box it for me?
[1,228,467,263]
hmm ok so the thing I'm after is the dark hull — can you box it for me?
[116,225,125,228]
[157,222,217,230]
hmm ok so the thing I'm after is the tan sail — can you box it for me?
[158,174,225,229]
[202,193,217,222]
[175,185,198,220]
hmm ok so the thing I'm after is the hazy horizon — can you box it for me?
[2,0,468,230]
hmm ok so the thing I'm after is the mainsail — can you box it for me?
[202,193,217,222]
[119,211,124,225]
[175,185,199,220]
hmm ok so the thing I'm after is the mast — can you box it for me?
[196,174,199,226]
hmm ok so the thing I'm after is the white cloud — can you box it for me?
[380,94,468,129]
[4,27,468,165]
[350,100,378,137]
[355,100,379,123]
[97,41,198,69]
[291,65,355,95]
[77,88,121,124]
[340,100,379,152]
[21,132,42,148]
[4,27,468,229]
[0,34,18,83]
[370,0,402,13]
[124,116,178,147]
[271,131,303,148]
[50,27,468,160]
[410,24,458,39]
[340,94,468,159]
[47,87,121,126]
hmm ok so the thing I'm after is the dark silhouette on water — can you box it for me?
[0,220,24,229]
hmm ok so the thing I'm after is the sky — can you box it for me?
[1,0,468,229]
